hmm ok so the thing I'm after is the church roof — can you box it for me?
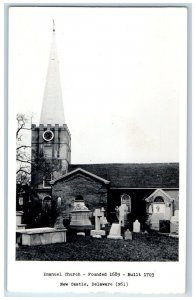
[51,168,110,185]
[40,27,65,125]
[68,163,179,188]
[145,188,175,202]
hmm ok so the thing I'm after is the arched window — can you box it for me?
[121,194,130,201]
[121,193,131,212]
[152,196,166,214]
[42,196,51,210]
[75,195,83,201]
[154,196,164,203]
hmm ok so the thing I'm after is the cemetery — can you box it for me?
[16,231,178,262]
[16,196,179,261]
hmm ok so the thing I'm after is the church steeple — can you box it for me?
[40,21,65,125]
[31,22,71,193]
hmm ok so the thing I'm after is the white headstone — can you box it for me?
[118,204,128,227]
[93,208,102,230]
[90,208,105,237]
[101,217,108,228]
[16,211,26,230]
[107,223,123,239]
[92,235,101,239]
[77,232,85,236]
[170,211,179,235]
[133,220,140,233]
[150,213,164,231]
[165,207,172,220]
[100,207,108,228]
[124,229,132,240]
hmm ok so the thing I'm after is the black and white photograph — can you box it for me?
[7,5,188,295]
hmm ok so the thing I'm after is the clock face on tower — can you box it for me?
[43,130,54,142]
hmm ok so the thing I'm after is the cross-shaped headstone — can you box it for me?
[100,207,105,216]
[93,209,103,231]
[100,207,108,228]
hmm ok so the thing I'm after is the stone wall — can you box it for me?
[52,173,108,220]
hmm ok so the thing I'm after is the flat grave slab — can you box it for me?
[90,229,105,236]
[16,227,67,246]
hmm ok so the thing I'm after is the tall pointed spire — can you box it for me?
[40,21,65,125]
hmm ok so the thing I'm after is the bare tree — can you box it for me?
[16,114,31,185]
[16,114,48,226]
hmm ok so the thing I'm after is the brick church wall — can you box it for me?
[52,173,108,219]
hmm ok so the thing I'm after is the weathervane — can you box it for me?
[53,19,55,32]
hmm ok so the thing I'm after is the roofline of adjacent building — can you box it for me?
[109,187,179,190]
[51,168,110,185]
[69,162,179,166]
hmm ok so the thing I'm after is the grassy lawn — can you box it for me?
[16,232,178,261]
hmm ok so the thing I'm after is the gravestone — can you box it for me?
[16,211,26,230]
[70,198,92,229]
[150,213,164,231]
[77,232,85,236]
[170,210,179,235]
[100,207,108,228]
[133,219,140,233]
[107,223,123,240]
[118,204,128,227]
[165,206,172,220]
[55,212,67,229]
[90,208,106,237]
[124,229,132,240]
[16,227,67,246]
[93,235,101,239]
[159,220,170,233]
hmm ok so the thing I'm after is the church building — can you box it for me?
[30,26,179,230]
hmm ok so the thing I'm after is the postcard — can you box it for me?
[6,5,188,296]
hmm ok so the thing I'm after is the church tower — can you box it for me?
[31,22,71,201]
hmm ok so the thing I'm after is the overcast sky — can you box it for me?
[9,7,187,164]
